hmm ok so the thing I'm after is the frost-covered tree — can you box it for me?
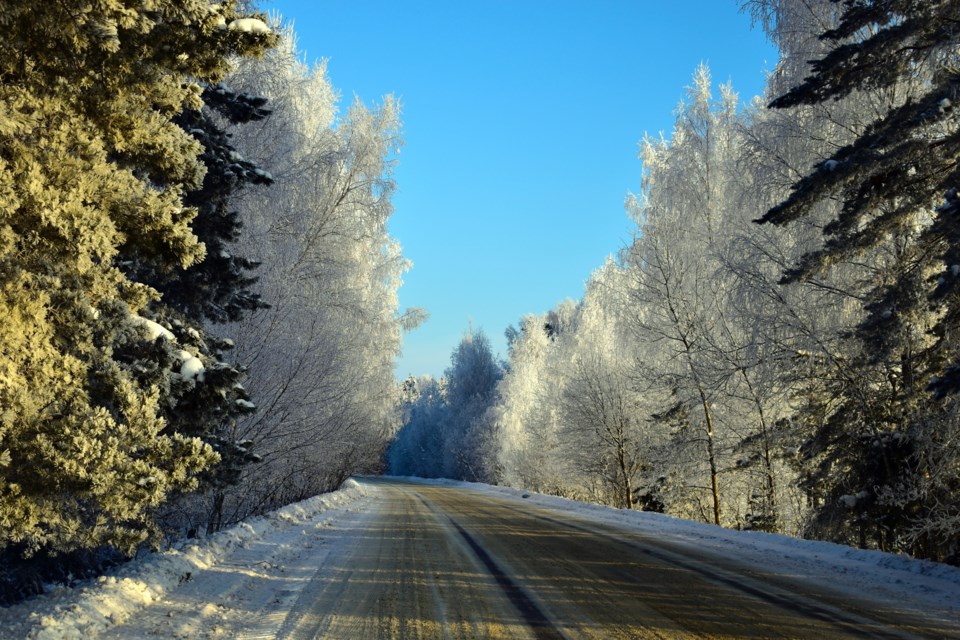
[183,26,414,524]
[496,314,569,493]
[387,376,449,478]
[495,301,586,496]
[120,83,276,532]
[442,329,504,482]
[559,264,653,509]
[388,329,503,482]
[0,0,275,559]
[755,0,960,559]
[624,67,746,525]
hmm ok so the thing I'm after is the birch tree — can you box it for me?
[166,25,412,528]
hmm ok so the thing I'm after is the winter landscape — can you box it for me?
[2,0,960,638]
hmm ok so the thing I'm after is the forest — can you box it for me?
[0,0,415,601]
[389,0,960,567]
[0,0,958,607]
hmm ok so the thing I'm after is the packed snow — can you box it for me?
[3,477,959,639]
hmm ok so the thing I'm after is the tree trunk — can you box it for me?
[207,490,225,535]
[698,390,721,525]
[618,437,633,510]
[742,369,778,531]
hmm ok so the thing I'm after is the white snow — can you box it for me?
[235,398,255,410]
[4,477,959,639]
[822,159,839,171]
[228,18,271,34]
[0,480,372,640]
[129,314,174,342]
[177,350,205,382]
[839,492,869,509]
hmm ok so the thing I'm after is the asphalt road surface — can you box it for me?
[277,478,956,639]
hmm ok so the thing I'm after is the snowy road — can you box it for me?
[22,477,960,639]
[273,478,956,639]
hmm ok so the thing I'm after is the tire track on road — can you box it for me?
[412,492,565,640]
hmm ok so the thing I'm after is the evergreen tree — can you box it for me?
[757,0,960,557]
[160,84,274,324]
[123,84,275,532]
[0,0,277,557]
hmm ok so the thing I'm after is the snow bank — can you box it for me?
[392,476,960,621]
[0,480,369,640]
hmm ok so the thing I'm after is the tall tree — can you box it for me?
[626,67,745,526]
[495,309,575,494]
[197,28,412,522]
[756,0,960,558]
[442,329,503,482]
[560,264,650,510]
[387,376,449,478]
[0,0,276,557]
[144,84,276,534]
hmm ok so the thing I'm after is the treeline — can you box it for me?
[389,0,960,564]
[0,1,411,601]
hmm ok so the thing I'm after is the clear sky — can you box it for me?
[262,0,779,379]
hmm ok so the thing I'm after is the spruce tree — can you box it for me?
[757,0,960,556]
[121,84,274,532]
[0,1,277,557]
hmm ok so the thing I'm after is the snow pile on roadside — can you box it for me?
[0,479,369,640]
[396,476,960,621]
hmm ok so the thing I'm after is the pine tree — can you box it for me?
[756,0,960,557]
[0,1,277,558]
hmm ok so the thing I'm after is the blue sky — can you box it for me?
[263,1,779,379]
